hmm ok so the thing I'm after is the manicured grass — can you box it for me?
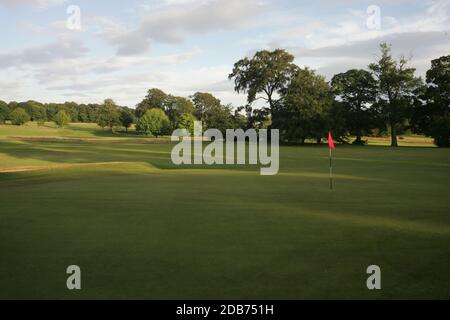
[0,126,449,299]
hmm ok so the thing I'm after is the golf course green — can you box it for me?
[0,123,449,299]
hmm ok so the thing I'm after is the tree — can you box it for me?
[53,110,71,128]
[165,96,194,128]
[331,69,377,144]
[32,105,47,126]
[191,92,221,124]
[136,88,168,117]
[276,68,333,143]
[412,55,450,147]
[63,102,79,122]
[119,108,135,132]
[236,105,269,130]
[97,99,121,131]
[369,43,421,147]
[0,101,10,124]
[136,108,170,137]
[177,113,196,135]
[229,49,299,117]
[10,108,30,125]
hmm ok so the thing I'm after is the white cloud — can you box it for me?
[98,0,267,55]
[0,36,88,69]
[0,0,66,8]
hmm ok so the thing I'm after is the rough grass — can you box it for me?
[0,125,449,299]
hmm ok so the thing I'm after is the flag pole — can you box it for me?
[329,147,333,190]
[328,131,335,190]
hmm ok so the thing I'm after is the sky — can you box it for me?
[0,0,449,108]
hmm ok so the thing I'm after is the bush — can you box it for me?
[54,110,71,128]
[136,108,170,137]
[10,108,30,125]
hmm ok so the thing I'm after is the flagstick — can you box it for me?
[329,147,333,190]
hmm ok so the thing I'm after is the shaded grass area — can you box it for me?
[0,136,449,299]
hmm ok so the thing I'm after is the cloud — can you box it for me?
[0,0,66,8]
[98,0,267,55]
[252,0,450,80]
[292,31,449,59]
[0,36,88,69]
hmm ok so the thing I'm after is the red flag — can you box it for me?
[328,132,335,149]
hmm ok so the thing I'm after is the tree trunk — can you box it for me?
[355,130,363,145]
[391,123,398,147]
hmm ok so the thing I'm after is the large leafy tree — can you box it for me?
[277,68,333,143]
[96,99,121,131]
[412,55,450,147]
[229,49,299,117]
[136,108,170,137]
[136,88,168,117]
[369,43,422,147]
[331,69,377,144]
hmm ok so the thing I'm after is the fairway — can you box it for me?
[0,125,449,299]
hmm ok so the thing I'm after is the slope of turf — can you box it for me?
[0,132,449,299]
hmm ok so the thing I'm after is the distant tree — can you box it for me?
[10,108,30,126]
[119,108,135,132]
[32,105,47,126]
[191,92,221,124]
[97,99,121,131]
[165,96,194,128]
[136,88,168,117]
[77,104,89,122]
[0,100,10,124]
[8,101,18,111]
[236,105,270,130]
[369,43,422,147]
[277,68,333,143]
[229,49,299,117]
[331,69,378,145]
[177,113,197,135]
[87,104,100,122]
[412,55,450,147]
[191,92,237,132]
[136,108,170,137]
[63,102,79,122]
[17,101,45,124]
[53,110,71,128]
[232,108,248,130]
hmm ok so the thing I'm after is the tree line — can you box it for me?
[0,42,448,147]
[229,43,449,148]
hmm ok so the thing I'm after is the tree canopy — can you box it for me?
[229,49,299,116]
[136,108,170,137]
